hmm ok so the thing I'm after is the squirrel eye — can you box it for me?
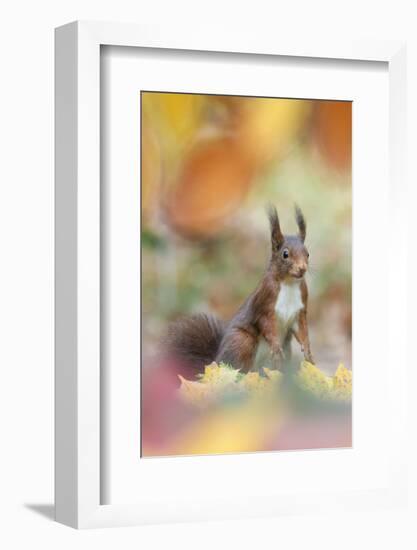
[282,248,289,259]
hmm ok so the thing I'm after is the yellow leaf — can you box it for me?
[177,375,211,408]
[332,363,352,400]
[263,367,283,383]
[296,361,352,401]
[240,371,266,393]
[296,361,333,399]
[179,360,351,409]
[200,362,239,386]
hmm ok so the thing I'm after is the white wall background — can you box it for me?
[0,1,416,548]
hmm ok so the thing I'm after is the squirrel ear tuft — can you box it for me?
[267,204,284,248]
[294,204,306,242]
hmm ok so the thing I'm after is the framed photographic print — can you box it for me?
[55,21,407,528]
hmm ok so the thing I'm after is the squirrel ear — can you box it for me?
[295,204,306,242]
[267,205,284,248]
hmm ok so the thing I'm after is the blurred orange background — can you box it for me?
[140,91,352,457]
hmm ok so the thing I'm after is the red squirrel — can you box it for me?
[167,205,314,373]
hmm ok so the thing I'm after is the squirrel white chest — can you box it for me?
[275,282,303,328]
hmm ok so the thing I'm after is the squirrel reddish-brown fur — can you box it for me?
[166,205,314,373]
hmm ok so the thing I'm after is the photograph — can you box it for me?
[140,91,352,458]
[0,2,410,542]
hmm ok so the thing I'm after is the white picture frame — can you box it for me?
[55,21,407,529]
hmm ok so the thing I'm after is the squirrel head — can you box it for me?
[267,204,310,281]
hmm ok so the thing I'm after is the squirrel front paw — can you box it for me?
[304,350,315,364]
[300,344,314,364]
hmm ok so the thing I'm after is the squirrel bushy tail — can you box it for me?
[166,313,226,371]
